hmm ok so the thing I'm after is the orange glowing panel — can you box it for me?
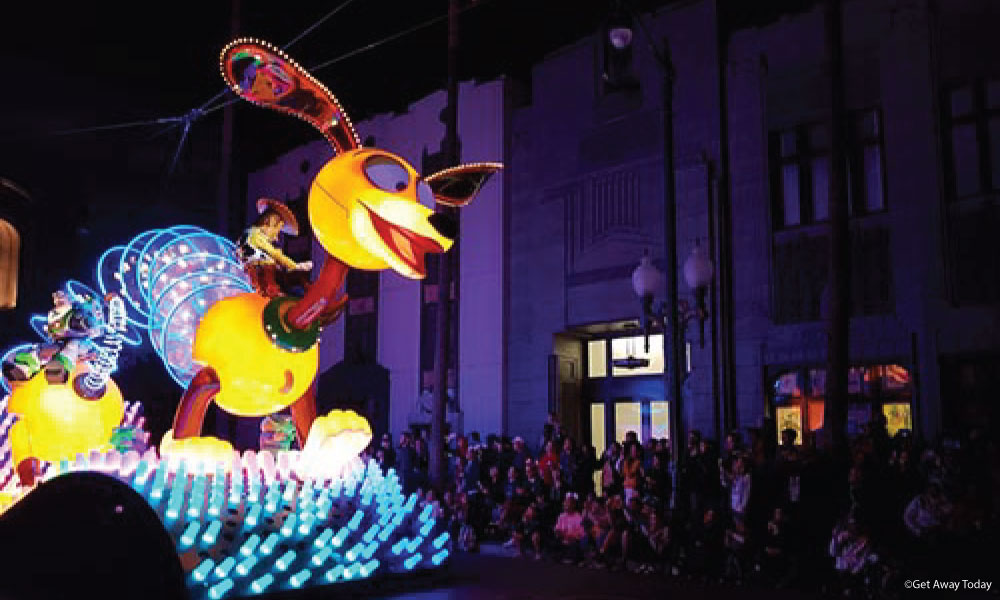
[192,293,317,417]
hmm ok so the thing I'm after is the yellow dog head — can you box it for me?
[221,38,501,279]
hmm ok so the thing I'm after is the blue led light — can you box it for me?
[246,504,262,527]
[407,536,424,554]
[432,532,450,549]
[275,550,296,572]
[348,509,364,530]
[259,533,280,556]
[215,556,236,579]
[420,519,435,537]
[289,568,312,588]
[431,549,449,566]
[311,547,333,567]
[362,523,379,543]
[403,553,422,570]
[240,534,261,556]
[179,522,201,548]
[192,558,215,582]
[345,542,363,562]
[236,555,258,577]
[324,565,345,583]
[280,514,297,537]
[332,526,349,548]
[314,528,334,549]
[251,573,274,594]
[208,578,234,599]
[298,512,315,535]
[360,558,380,577]
[202,520,223,545]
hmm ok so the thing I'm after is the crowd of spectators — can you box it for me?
[363,413,996,596]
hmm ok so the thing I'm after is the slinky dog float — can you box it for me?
[162,39,501,471]
[0,38,501,600]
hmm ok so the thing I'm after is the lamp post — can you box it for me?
[632,247,714,352]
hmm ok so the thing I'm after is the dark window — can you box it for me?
[944,80,1000,198]
[943,79,1000,305]
[770,109,886,230]
[769,109,891,323]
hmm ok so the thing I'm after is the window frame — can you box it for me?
[942,78,1000,200]
[769,107,889,232]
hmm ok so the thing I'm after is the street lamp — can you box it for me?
[631,247,714,351]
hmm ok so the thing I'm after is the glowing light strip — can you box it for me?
[29,315,51,342]
[82,295,127,395]
[157,280,251,387]
[121,229,161,318]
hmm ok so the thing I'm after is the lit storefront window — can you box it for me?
[650,401,669,440]
[614,402,642,443]
[770,363,913,443]
[587,340,607,378]
[610,334,664,377]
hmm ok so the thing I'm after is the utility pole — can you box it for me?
[824,0,850,462]
[429,0,461,491]
[217,0,240,238]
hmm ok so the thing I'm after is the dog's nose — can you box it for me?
[428,212,457,241]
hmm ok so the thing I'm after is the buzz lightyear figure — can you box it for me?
[3,290,103,384]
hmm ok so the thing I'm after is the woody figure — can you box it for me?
[238,198,313,297]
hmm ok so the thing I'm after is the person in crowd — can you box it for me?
[514,504,544,560]
[512,436,532,471]
[537,440,560,487]
[600,442,624,498]
[622,442,644,504]
[553,494,587,563]
[581,493,611,565]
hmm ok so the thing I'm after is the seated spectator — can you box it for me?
[621,496,651,572]
[829,514,879,594]
[513,504,544,559]
[903,482,952,540]
[553,494,587,563]
[758,506,796,587]
[686,506,725,580]
[581,493,611,564]
[598,495,628,569]
[642,510,671,574]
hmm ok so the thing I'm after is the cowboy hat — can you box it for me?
[256,197,300,235]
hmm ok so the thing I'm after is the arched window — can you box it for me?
[0,219,20,308]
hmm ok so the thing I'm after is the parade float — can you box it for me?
[0,39,500,599]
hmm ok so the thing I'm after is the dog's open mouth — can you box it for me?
[361,203,443,278]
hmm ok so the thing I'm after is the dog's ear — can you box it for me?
[424,163,503,207]
[221,38,361,155]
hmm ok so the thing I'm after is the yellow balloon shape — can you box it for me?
[6,368,124,465]
[192,292,318,416]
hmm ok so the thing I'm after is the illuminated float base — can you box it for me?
[8,448,450,599]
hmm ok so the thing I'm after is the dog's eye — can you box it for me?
[417,180,435,206]
[363,156,410,193]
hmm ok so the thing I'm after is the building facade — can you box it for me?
[246,0,1000,451]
